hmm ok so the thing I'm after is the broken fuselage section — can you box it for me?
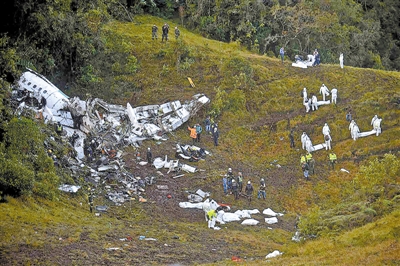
[13,69,210,156]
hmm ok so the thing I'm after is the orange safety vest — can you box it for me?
[188,127,197,139]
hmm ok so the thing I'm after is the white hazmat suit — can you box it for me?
[305,138,314,153]
[301,132,309,150]
[371,115,378,126]
[351,123,360,141]
[303,98,310,113]
[319,84,330,101]
[331,88,338,104]
[302,88,308,101]
[322,123,330,136]
[311,95,318,111]
[324,134,332,150]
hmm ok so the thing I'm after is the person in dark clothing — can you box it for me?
[152,25,158,40]
[245,181,254,202]
[232,180,239,200]
[195,124,202,142]
[204,116,211,133]
[162,23,169,42]
[346,111,352,122]
[175,26,180,40]
[55,122,63,136]
[70,131,79,147]
[226,168,234,194]
[257,179,266,200]
[146,147,153,164]
[289,130,295,148]
[212,125,219,146]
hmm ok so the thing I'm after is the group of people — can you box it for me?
[222,168,266,202]
[152,23,180,42]
[188,116,220,146]
[302,84,338,113]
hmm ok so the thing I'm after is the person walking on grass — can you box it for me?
[152,25,158,40]
[279,47,285,63]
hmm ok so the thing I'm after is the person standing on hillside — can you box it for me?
[222,175,228,195]
[152,25,158,40]
[329,152,337,169]
[258,178,266,200]
[245,181,254,202]
[237,172,244,192]
[289,129,295,148]
[339,53,344,69]
[212,125,219,146]
[204,116,211,134]
[279,47,285,63]
[188,125,197,144]
[319,84,330,101]
[162,23,169,42]
[331,88,338,104]
[195,123,202,142]
[146,147,153,164]
[175,26,180,40]
[232,180,239,200]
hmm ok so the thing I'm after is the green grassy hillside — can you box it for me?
[1,15,399,265]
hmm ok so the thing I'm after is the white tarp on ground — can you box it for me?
[265,217,279,224]
[221,212,241,222]
[263,208,284,217]
[235,210,251,219]
[265,250,283,259]
[312,143,326,151]
[241,219,259,225]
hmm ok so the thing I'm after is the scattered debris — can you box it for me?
[265,217,278,224]
[58,184,81,193]
[340,168,350,173]
[262,208,284,217]
[241,219,259,226]
[265,250,282,259]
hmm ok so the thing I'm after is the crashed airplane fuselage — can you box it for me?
[13,69,210,157]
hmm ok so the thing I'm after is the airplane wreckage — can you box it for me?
[11,69,211,202]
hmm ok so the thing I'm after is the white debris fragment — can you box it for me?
[196,189,210,198]
[340,168,350,173]
[58,184,81,193]
[265,250,282,259]
[263,208,284,217]
[265,217,278,224]
[241,219,259,225]
[179,202,204,209]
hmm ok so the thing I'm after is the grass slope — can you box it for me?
[1,14,400,265]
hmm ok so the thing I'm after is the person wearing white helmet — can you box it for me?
[322,123,330,136]
[245,181,254,202]
[258,178,266,200]
[319,84,330,101]
[231,179,239,200]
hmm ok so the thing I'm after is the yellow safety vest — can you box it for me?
[330,153,337,161]
[300,156,306,164]
[306,153,313,162]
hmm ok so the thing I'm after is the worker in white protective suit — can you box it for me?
[302,88,308,101]
[324,134,332,150]
[303,97,310,113]
[311,94,318,111]
[349,120,355,139]
[301,132,309,150]
[339,53,344,69]
[351,122,360,141]
[371,115,382,136]
[331,88,338,104]
[322,123,330,136]
[371,115,378,126]
[319,84,330,101]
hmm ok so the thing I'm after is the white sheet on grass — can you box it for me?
[263,208,284,217]
[265,217,279,224]
[241,219,259,225]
